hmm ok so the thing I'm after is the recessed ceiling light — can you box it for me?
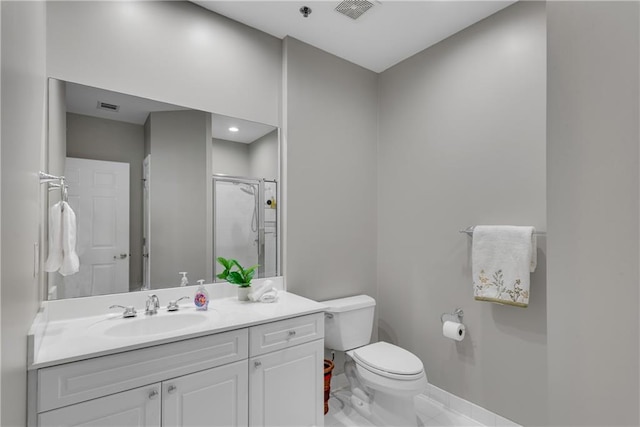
[229,127,239,132]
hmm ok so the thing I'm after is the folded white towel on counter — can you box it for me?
[472,225,536,307]
[259,288,279,303]
[248,280,279,303]
[44,201,80,276]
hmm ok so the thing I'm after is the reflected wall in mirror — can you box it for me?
[45,79,279,300]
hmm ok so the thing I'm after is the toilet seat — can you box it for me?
[348,341,425,381]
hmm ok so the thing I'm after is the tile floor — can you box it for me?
[324,375,483,427]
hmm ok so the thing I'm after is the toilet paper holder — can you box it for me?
[440,308,464,324]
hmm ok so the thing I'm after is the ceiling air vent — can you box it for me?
[97,101,120,112]
[335,0,374,20]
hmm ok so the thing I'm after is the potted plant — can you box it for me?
[216,257,259,301]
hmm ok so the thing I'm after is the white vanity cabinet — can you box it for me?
[248,314,325,426]
[31,312,325,427]
[162,360,249,427]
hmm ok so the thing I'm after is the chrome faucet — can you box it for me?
[109,304,137,318]
[145,294,160,315]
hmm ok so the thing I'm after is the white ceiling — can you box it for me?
[192,0,517,73]
[66,82,275,144]
[211,113,277,144]
[66,83,188,126]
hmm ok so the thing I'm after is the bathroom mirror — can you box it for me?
[45,79,279,300]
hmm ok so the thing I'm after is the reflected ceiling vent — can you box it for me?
[96,101,120,112]
[335,0,374,20]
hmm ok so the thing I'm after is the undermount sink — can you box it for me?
[102,312,208,338]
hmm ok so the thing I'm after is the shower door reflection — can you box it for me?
[213,176,277,280]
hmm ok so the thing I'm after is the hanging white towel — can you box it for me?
[44,201,79,276]
[44,202,64,272]
[59,202,79,276]
[472,225,536,307]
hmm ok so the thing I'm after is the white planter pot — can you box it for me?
[237,287,251,301]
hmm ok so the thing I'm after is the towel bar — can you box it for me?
[459,226,546,237]
[39,171,68,205]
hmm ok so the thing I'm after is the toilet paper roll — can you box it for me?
[443,320,465,341]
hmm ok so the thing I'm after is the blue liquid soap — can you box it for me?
[194,280,209,311]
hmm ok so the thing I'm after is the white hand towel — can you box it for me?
[259,289,279,303]
[44,202,63,272]
[472,225,536,307]
[58,202,79,276]
[248,280,274,302]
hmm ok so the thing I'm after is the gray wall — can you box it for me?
[46,1,281,127]
[0,2,47,426]
[212,138,250,177]
[45,79,67,299]
[148,110,212,288]
[249,129,278,180]
[47,79,66,179]
[377,3,547,425]
[212,130,279,180]
[284,37,378,303]
[144,116,151,158]
[547,2,639,425]
[66,113,145,290]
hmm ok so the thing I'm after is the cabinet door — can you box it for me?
[38,383,161,427]
[163,360,248,427]
[249,340,323,427]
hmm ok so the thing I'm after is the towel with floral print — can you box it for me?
[472,226,536,308]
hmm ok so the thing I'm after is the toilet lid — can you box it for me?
[351,342,424,376]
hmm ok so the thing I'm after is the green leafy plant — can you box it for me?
[216,257,259,288]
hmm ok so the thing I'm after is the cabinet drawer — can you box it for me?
[249,313,324,356]
[38,328,248,412]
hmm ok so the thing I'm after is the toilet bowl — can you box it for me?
[323,295,427,426]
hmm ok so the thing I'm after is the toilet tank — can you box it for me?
[322,295,375,351]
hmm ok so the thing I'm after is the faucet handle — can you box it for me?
[109,304,137,318]
[167,296,190,312]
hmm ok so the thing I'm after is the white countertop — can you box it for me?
[29,291,325,370]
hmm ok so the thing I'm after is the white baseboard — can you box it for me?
[424,383,521,427]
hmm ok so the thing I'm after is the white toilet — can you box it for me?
[323,295,427,426]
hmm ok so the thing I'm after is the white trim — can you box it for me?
[425,383,521,427]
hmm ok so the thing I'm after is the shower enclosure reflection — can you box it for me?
[213,176,277,280]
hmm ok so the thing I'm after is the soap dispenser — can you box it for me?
[179,272,189,287]
[194,280,209,311]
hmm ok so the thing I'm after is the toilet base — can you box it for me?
[344,357,424,427]
[350,390,421,426]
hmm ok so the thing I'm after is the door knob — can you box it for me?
[114,253,128,260]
